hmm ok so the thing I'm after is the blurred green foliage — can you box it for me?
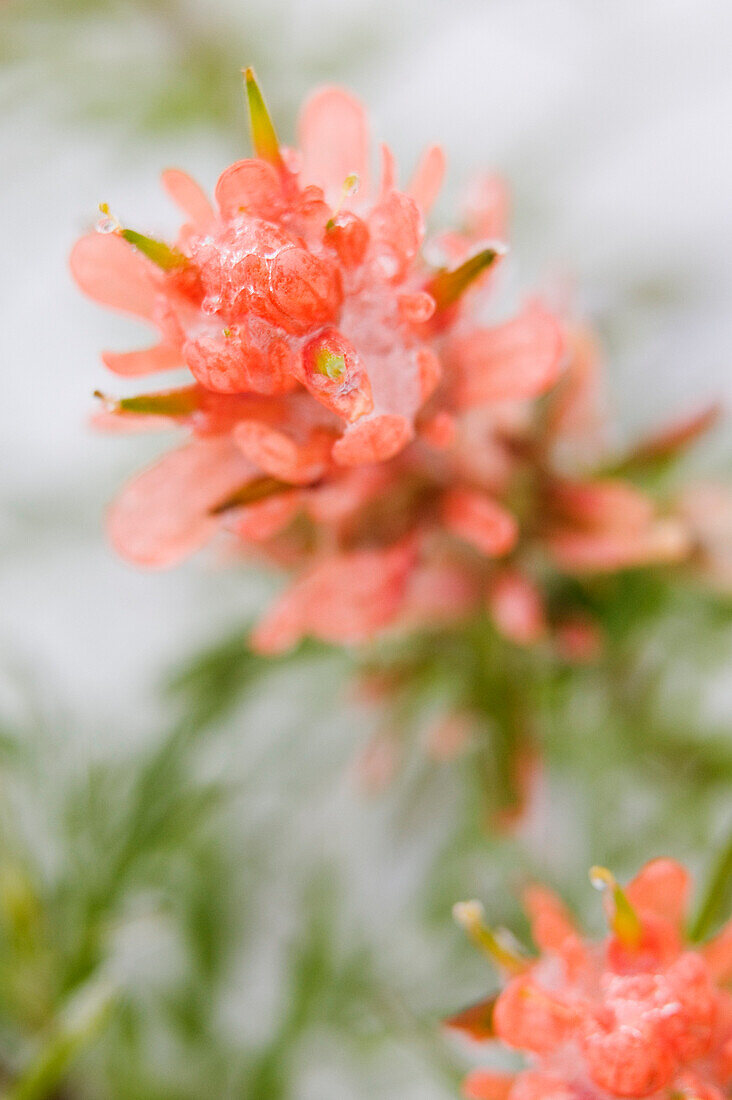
[2,0,381,137]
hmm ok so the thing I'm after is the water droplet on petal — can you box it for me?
[589,866,610,892]
[96,203,119,234]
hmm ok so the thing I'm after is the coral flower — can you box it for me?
[448,860,732,1100]
[72,71,721,663]
[71,69,565,648]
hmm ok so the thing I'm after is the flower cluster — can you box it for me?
[449,860,732,1100]
[71,70,567,649]
[72,72,727,661]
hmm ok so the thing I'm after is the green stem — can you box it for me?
[689,833,732,942]
[3,979,114,1100]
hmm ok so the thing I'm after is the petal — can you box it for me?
[161,168,215,230]
[462,1071,514,1100]
[407,144,446,216]
[418,411,456,448]
[626,859,692,929]
[214,158,282,220]
[304,465,392,524]
[462,173,510,240]
[425,710,474,760]
[90,409,175,434]
[703,918,732,983]
[545,326,608,464]
[401,560,478,628]
[270,248,342,328]
[494,977,576,1054]
[183,318,291,395]
[523,885,580,954]
[546,519,691,573]
[107,438,254,568]
[299,328,373,423]
[622,402,721,470]
[298,87,370,203]
[233,420,334,485]
[450,303,564,409]
[509,1071,576,1100]
[379,142,397,196]
[417,347,442,401]
[332,414,412,465]
[488,570,546,645]
[555,617,604,664]
[250,540,416,653]
[442,489,518,557]
[70,232,162,321]
[102,343,183,377]
[368,191,422,280]
[227,491,301,541]
[549,479,656,533]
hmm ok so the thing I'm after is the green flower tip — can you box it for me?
[94,387,199,418]
[590,865,643,949]
[243,67,283,169]
[453,900,529,975]
[428,246,504,311]
[120,228,189,272]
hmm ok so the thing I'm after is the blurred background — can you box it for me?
[1,2,731,1097]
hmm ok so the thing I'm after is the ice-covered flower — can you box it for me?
[71,69,565,644]
[72,72,721,659]
[448,860,732,1100]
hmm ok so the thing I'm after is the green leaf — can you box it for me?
[120,229,188,271]
[427,248,500,311]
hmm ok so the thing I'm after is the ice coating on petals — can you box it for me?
[270,247,342,328]
[299,328,373,422]
[215,159,282,220]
